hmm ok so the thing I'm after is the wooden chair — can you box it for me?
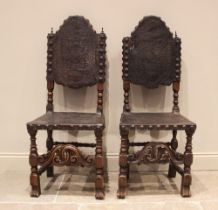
[26,16,106,199]
[117,16,197,198]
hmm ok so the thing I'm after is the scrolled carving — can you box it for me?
[128,142,176,164]
[127,16,178,88]
[37,144,93,168]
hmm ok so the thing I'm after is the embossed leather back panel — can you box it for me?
[51,16,99,88]
[128,16,176,88]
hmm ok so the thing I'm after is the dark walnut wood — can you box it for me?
[126,16,179,88]
[118,16,197,199]
[27,16,106,199]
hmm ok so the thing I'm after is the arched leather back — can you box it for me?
[127,16,178,88]
[48,16,99,88]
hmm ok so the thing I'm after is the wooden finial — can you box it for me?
[101,27,104,33]
[51,27,53,34]
[175,31,177,38]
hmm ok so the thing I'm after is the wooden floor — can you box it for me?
[0,168,217,210]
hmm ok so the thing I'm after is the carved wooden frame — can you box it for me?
[118,16,196,199]
[27,16,106,200]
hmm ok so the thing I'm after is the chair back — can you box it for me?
[123,16,181,89]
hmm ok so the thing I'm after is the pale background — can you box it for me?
[0,0,218,171]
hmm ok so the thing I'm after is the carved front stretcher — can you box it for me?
[127,142,184,164]
[36,144,94,175]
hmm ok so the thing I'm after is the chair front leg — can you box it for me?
[94,128,104,199]
[168,129,178,178]
[117,126,129,199]
[46,129,54,177]
[181,126,196,197]
[28,127,41,197]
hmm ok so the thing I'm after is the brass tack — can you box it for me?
[124,56,128,60]
[123,37,129,42]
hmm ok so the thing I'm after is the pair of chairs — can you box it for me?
[27,16,196,200]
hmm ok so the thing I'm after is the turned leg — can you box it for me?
[46,129,54,177]
[181,126,196,197]
[168,130,178,178]
[117,126,129,199]
[127,138,130,180]
[28,127,41,197]
[94,128,104,199]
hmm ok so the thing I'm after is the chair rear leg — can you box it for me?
[117,127,129,199]
[28,127,41,197]
[46,130,54,177]
[94,128,104,199]
[168,130,178,178]
[181,127,195,197]
[127,139,130,180]
[168,161,176,178]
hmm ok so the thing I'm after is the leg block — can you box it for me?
[95,174,105,199]
[181,173,192,197]
[30,173,41,197]
[117,175,127,199]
